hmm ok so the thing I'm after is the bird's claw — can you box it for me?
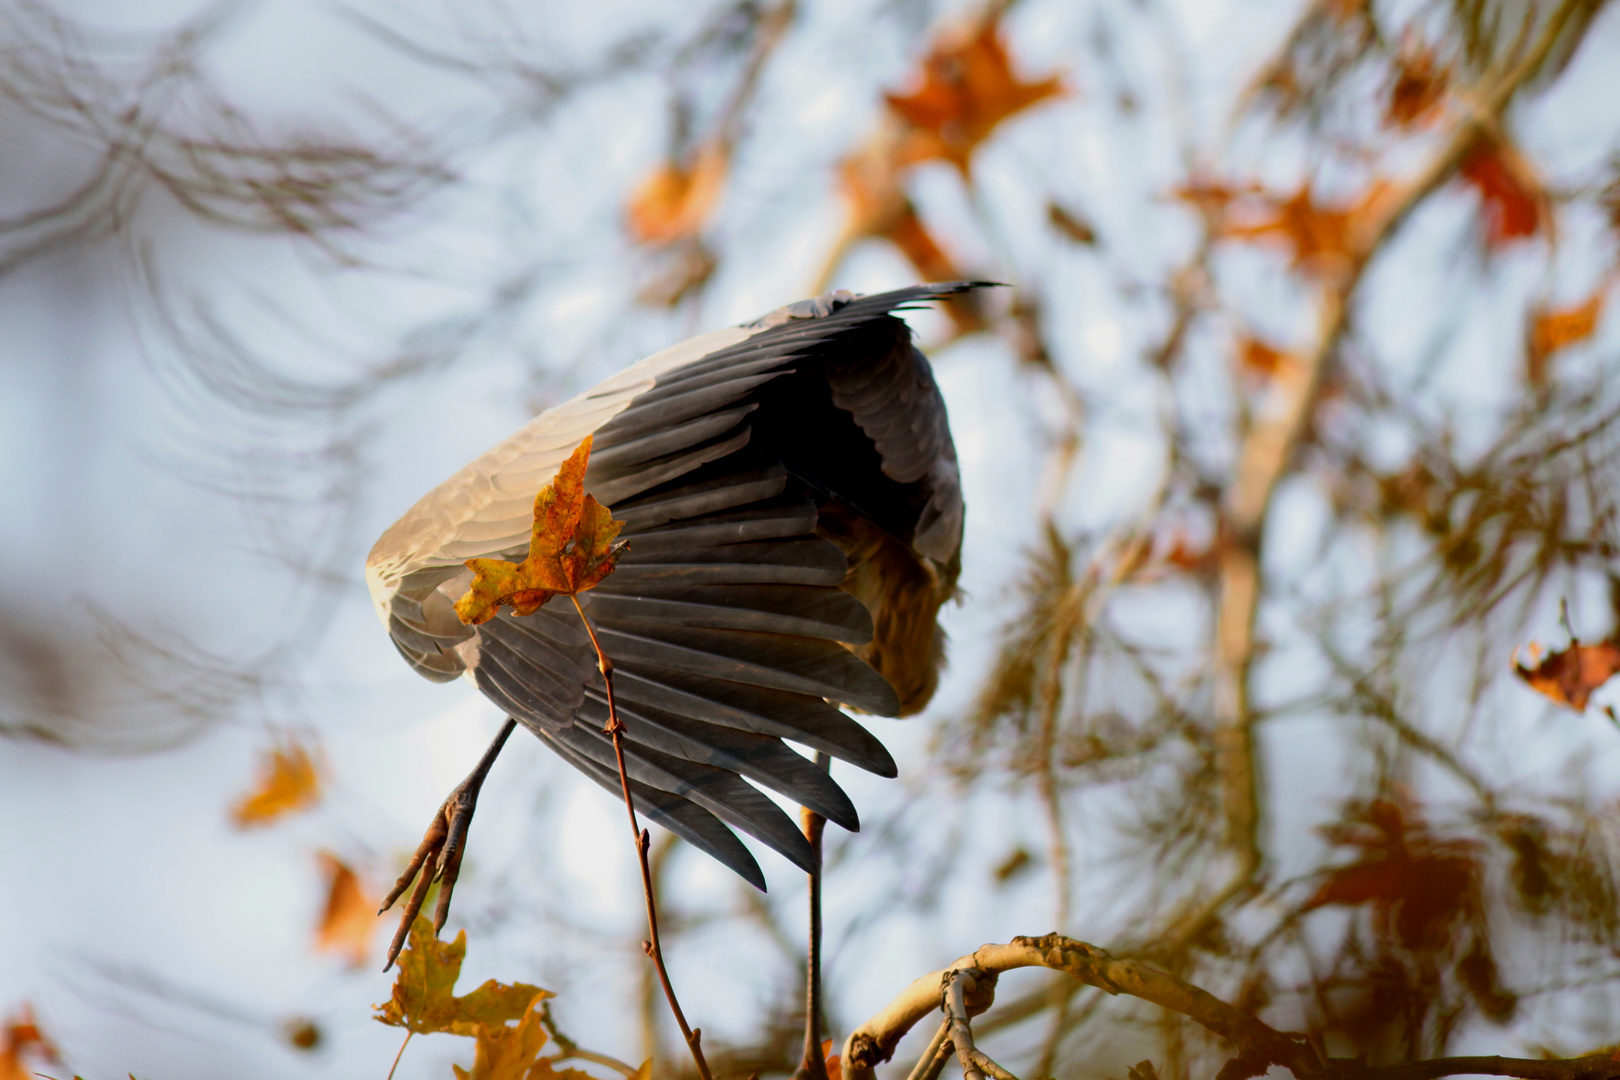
[378,778,479,971]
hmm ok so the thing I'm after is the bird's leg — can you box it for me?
[378,716,517,970]
[793,751,833,1080]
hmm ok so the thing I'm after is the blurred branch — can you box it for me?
[1175,0,1595,954]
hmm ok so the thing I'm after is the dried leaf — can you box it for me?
[1526,292,1604,386]
[1214,180,1394,277]
[1235,336,1300,380]
[1385,48,1447,128]
[449,993,595,1080]
[1514,638,1620,712]
[824,1038,842,1080]
[0,1007,59,1080]
[229,738,320,828]
[1460,138,1544,248]
[314,852,378,969]
[886,17,1065,174]
[1047,201,1096,245]
[375,917,551,1036]
[283,1017,322,1051]
[626,141,728,246]
[1306,799,1482,950]
[455,436,626,626]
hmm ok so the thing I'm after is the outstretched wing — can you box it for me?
[367,282,985,886]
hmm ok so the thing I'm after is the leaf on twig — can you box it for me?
[1513,638,1620,712]
[375,917,551,1036]
[229,738,321,828]
[1306,798,1482,950]
[823,1038,842,1080]
[1459,137,1544,248]
[1235,335,1301,381]
[1,1006,60,1080]
[450,997,604,1080]
[1046,201,1097,245]
[313,852,379,969]
[455,436,626,626]
[885,16,1065,174]
[1385,46,1447,128]
[1526,291,1604,387]
[1210,179,1394,277]
[626,141,728,246]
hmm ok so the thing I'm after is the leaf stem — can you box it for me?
[569,594,713,1080]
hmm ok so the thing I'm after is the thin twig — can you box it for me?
[538,998,640,1078]
[943,970,1020,1080]
[569,594,713,1080]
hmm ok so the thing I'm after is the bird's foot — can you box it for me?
[377,718,515,970]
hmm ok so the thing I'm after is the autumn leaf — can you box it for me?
[1046,201,1097,245]
[229,738,320,828]
[1235,335,1300,381]
[375,917,551,1036]
[823,1037,843,1080]
[455,436,626,626]
[1385,47,1447,128]
[313,852,378,969]
[1,1006,59,1080]
[1306,798,1482,950]
[451,995,608,1080]
[1459,137,1544,248]
[1526,291,1604,387]
[885,16,1065,174]
[1212,180,1394,277]
[626,141,728,246]
[1514,637,1620,712]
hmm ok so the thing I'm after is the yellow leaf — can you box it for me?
[313,852,378,969]
[229,739,320,828]
[1526,292,1604,386]
[454,436,627,626]
[374,917,551,1036]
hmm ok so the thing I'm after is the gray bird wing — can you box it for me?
[366,282,985,886]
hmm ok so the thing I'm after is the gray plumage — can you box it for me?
[367,282,985,888]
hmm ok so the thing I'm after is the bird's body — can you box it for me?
[367,283,979,888]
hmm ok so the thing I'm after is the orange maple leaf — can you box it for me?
[1526,292,1604,386]
[1459,137,1544,248]
[230,738,321,828]
[1,1006,59,1080]
[375,917,551,1036]
[314,852,379,969]
[1514,638,1620,712]
[885,17,1065,174]
[454,436,626,626]
[1214,180,1394,278]
[626,141,728,246]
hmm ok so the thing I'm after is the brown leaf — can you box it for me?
[1526,292,1605,387]
[1385,47,1447,129]
[626,141,728,246]
[1210,179,1394,277]
[0,1006,59,1080]
[1047,201,1096,245]
[229,738,321,828]
[885,17,1065,174]
[1460,138,1544,248]
[824,1038,842,1080]
[455,436,626,626]
[375,917,551,1036]
[314,852,379,969]
[1235,335,1300,380]
[1307,798,1482,950]
[1514,638,1620,711]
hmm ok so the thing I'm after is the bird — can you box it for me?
[366,282,983,949]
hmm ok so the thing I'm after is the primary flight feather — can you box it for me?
[367,282,984,888]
